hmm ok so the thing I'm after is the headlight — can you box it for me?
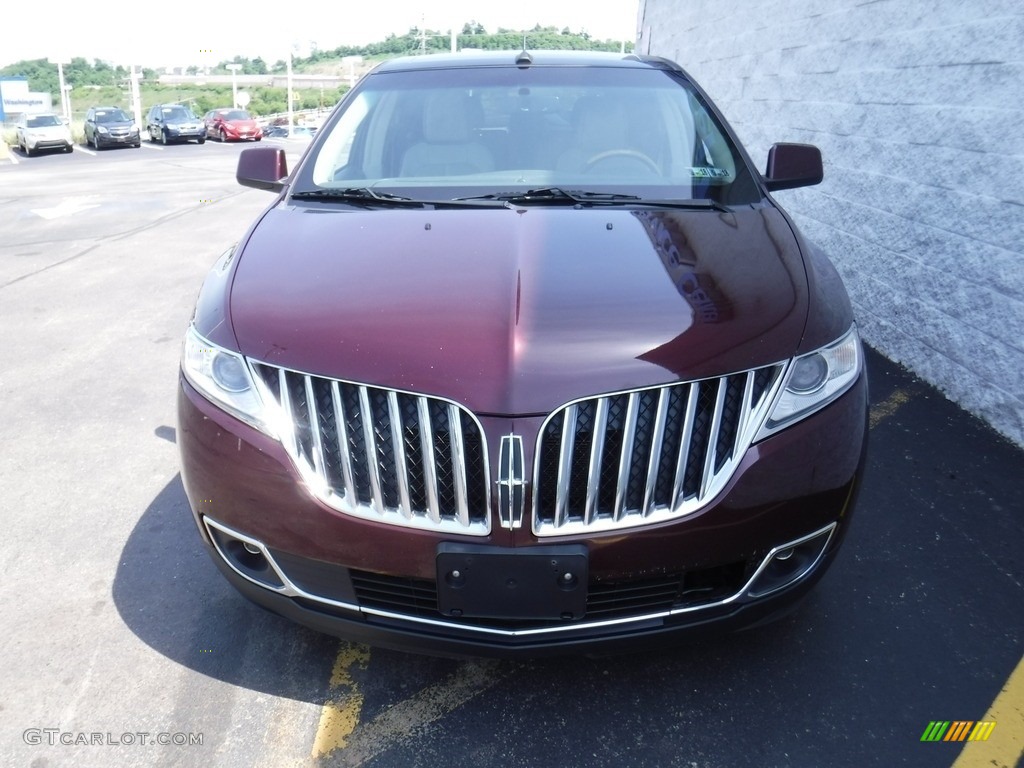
[97,126,109,134]
[757,326,863,438]
[181,327,275,437]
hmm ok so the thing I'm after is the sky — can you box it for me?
[1,1,640,69]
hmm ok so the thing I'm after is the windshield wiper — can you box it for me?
[456,187,594,205]
[455,187,731,212]
[290,188,425,207]
[291,188,509,209]
[634,198,732,213]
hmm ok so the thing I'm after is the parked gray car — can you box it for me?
[84,106,141,149]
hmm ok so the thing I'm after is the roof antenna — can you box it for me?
[516,35,533,67]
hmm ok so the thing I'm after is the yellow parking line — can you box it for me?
[310,642,371,759]
[331,659,512,765]
[869,389,911,429]
[952,654,1024,767]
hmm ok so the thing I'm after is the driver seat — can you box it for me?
[556,96,633,175]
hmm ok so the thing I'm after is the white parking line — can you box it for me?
[77,145,97,157]
[139,143,164,151]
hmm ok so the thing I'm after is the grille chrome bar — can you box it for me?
[251,362,491,535]
[330,381,356,505]
[387,391,413,520]
[554,404,577,528]
[533,364,786,536]
[642,388,670,517]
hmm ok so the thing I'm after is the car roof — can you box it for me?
[371,50,683,74]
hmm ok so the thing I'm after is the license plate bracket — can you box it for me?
[436,543,588,620]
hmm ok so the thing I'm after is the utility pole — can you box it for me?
[226,63,242,109]
[49,57,70,120]
[130,64,142,128]
[287,52,294,135]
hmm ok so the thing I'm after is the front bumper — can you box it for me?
[178,373,867,656]
[166,126,206,140]
[96,131,140,147]
[26,136,71,150]
[223,127,261,141]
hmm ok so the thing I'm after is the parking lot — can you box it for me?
[0,141,1021,768]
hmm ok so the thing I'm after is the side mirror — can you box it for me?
[237,147,289,192]
[764,143,823,192]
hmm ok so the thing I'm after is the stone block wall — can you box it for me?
[638,0,1024,445]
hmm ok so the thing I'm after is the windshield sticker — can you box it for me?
[688,167,731,179]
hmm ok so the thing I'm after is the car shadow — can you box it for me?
[111,473,340,700]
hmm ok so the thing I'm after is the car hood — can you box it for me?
[228,203,808,415]
[26,125,69,136]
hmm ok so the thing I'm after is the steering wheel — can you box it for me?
[584,149,660,175]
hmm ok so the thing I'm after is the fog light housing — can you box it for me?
[203,517,286,590]
[746,524,835,598]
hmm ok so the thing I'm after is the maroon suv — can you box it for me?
[178,51,868,656]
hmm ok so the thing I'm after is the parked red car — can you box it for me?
[179,51,868,656]
[202,108,262,142]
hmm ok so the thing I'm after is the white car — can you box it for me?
[16,114,74,156]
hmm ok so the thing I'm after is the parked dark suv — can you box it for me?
[178,51,868,657]
[84,106,141,149]
[146,103,206,145]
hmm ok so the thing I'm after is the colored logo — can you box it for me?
[920,721,996,742]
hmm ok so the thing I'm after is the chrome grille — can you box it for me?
[533,364,785,536]
[251,363,490,534]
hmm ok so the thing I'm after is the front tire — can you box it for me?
[161,130,169,146]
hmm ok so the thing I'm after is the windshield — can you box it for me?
[27,115,61,128]
[223,110,251,120]
[95,109,131,123]
[301,64,760,205]
[162,107,195,122]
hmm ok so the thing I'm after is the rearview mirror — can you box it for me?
[237,147,289,192]
[764,143,823,192]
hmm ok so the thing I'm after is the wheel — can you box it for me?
[254,136,261,142]
[133,142,141,149]
[220,128,227,142]
[161,130,169,145]
[584,149,660,175]
[24,143,32,157]
[65,144,73,153]
[149,128,156,143]
[198,137,206,145]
